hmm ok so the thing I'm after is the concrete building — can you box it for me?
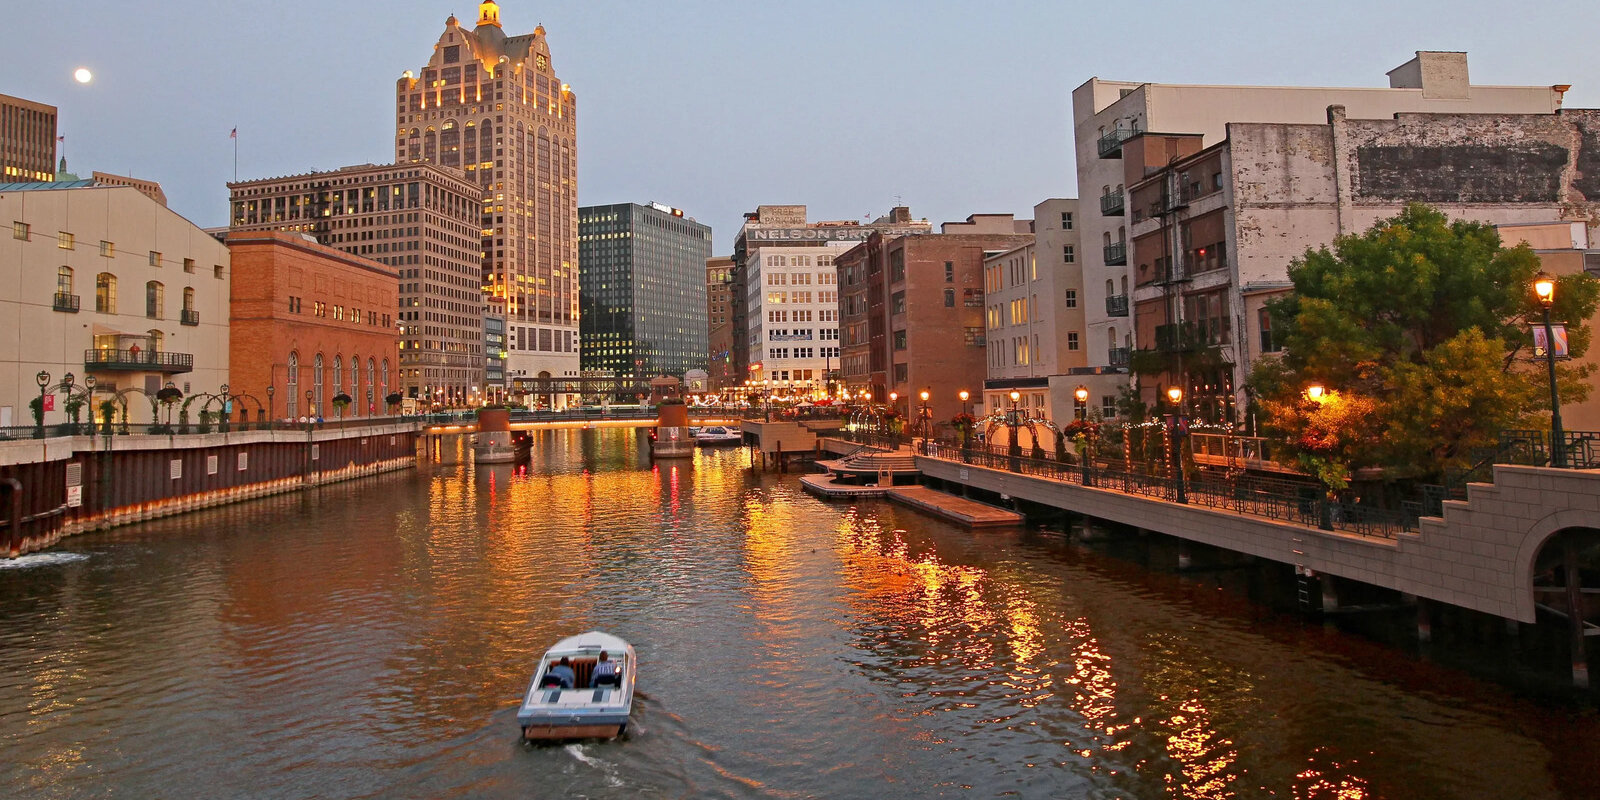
[1124,107,1600,420]
[706,255,735,391]
[228,162,483,404]
[1072,50,1567,417]
[744,242,848,400]
[399,1,579,384]
[484,300,506,404]
[226,232,399,419]
[1,93,56,183]
[1,183,230,426]
[729,205,930,383]
[578,202,711,384]
[837,215,1034,420]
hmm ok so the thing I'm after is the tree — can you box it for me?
[1250,204,1599,487]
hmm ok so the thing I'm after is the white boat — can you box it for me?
[518,631,636,741]
[694,425,742,446]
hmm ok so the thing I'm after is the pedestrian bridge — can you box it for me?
[419,409,747,434]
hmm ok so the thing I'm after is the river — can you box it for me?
[1,428,1596,799]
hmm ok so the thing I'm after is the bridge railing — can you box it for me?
[0,416,422,441]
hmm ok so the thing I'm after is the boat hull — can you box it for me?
[518,631,636,742]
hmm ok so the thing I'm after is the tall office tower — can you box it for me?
[705,255,735,390]
[398,1,579,387]
[578,202,712,379]
[228,162,484,403]
[1,93,57,182]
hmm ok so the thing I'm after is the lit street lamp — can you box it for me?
[1008,389,1022,470]
[1535,275,1566,468]
[35,370,50,437]
[1074,385,1089,420]
[918,389,931,452]
[1167,385,1187,504]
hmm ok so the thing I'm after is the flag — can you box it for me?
[230,127,237,139]
[56,135,64,143]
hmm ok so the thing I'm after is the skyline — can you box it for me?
[7,0,1600,251]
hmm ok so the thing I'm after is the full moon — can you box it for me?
[73,68,92,84]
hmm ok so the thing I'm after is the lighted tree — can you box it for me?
[1249,204,1598,486]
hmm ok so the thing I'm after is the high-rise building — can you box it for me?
[398,1,579,387]
[1,93,57,183]
[578,202,711,380]
[1071,50,1565,414]
[743,243,848,399]
[228,162,483,404]
[705,256,735,390]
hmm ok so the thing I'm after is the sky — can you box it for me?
[7,0,1600,252]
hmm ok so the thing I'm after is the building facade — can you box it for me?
[1071,50,1566,417]
[226,232,400,419]
[1,183,230,426]
[398,1,579,384]
[1,93,56,183]
[744,243,847,399]
[484,300,506,404]
[578,202,711,381]
[706,255,735,391]
[227,162,483,404]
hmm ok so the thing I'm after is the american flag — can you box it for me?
[230,127,237,139]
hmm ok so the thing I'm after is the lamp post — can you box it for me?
[1535,275,1566,468]
[918,389,931,453]
[164,381,176,428]
[84,375,96,441]
[1074,385,1089,421]
[61,373,75,434]
[1167,385,1187,504]
[958,389,972,460]
[1008,389,1022,471]
[219,383,231,432]
[306,389,315,428]
[34,370,50,437]
[267,384,276,425]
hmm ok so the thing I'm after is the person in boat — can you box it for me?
[545,656,577,688]
[590,651,619,687]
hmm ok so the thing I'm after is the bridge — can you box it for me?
[418,408,751,434]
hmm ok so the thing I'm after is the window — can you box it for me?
[945,261,954,282]
[314,354,325,414]
[58,231,74,250]
[1065,289,1077,308]
[99,240,114,257]
[944,289,955,307]
[891,292,905,315]
[182,286,195,312]
[286,352,300,418]
[183,258,195,273]
[145,281,164,318]
[893,330,907,350]
[1063,245,1075,264]
[1068,332,1079,351]
[148,251,161,267]
[1101,396,1118,418]
[57,266,73,295]
[1259,308,1280,353]
[1061,212,1073,230]
[95,273,116,313]
[894,363,908,383]
[12,221,28,240]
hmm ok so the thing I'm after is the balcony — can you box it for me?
[84,348,194,374]
[1097,124,1140,158]
[180,309,200,326]
[1154,320,1228,352]
[1108,347,1130,367]
[1100,190,1124,216]
[1104,241,1127,266]
[1105,294,1129,317]
[53,292,80,313]
[1149,191,1190,218]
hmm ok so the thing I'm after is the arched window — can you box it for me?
[943,288,955,308]
[333,356,343,394]
[381,359,389,401]
[367,358,376,406]
[1108,327,1118,349]
[182,286,195,312]
[1106,279,1115,296]
[287,351,299,418]
[1102,232,1111,247]
[314,353,325,415]
[145,281,164,319]
[1121,275,1128,295]
[95,272,116,313]
[147,329,164,353]
[57,266,73,296]
[1117,225,1126,244]
[349,355,360,414]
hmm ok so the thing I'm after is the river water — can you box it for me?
[2,429,1597,799]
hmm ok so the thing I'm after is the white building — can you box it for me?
[744,243,847,398]
[1070,50,1565,417]
[1,182,231,426]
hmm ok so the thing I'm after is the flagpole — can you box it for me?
[232,128,238,182]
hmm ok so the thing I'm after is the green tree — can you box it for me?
[1250,204,1598,486]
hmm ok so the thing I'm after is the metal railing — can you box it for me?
[1100,191,1124,216]
[180,309,200,326]
[83,349,194,372]
[1105,294,1128,317]
[1107,347,1130,367]
[1097,125,1139,158]
[0,416,424,441]
[1488,428,1600,470]
[1103,241,1127,265]
[53,292,80,312]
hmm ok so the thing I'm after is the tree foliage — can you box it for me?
[1249,204,1599,486]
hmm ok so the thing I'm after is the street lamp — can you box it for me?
[219,383,231,432]
[1167,385,1187,504]
[1008,390,1022,469]
[34,370,50,436]
[1306,384,1326,403]
[1075,385,1089,420]
[306,389,315,426]
[267,384,276,424]
[918,389,931,452]
[959,389,970,415]
[1535,274,1566,468]
[84,375,96,439]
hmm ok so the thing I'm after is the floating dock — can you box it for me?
[885,486,1023,528]
[799,473,891,499]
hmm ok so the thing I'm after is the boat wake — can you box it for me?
[0,552,89,570]
[565,744,626,787]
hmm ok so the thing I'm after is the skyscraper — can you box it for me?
[578,202,711,380]
[0,93,56,183]
[398,1,579,389]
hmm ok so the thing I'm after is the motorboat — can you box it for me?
[694,425,743,446]
[518,631,636,741]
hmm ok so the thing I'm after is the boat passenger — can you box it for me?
[591,651,619,687]
[546,656,577,689]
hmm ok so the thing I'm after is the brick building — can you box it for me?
[226,232,399,420]
[1,93,56,183]
[706,255,735,391]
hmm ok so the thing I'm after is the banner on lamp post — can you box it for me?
[42,394,55,412]
[1532,324,1569,359]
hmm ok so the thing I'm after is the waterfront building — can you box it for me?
[0,182,229,425]
[398,2,579,388]
[577,202,711,382]
[228,162,483,404]
[1072,50,1567,415]
[706,255,735,392]
[0,93,56,183]
[1124,107,1600,421]
[729,205,930,383]
[226,231,399,420]
[743,242,848,400]
[836,216,1033,420]
[484,300,506,404]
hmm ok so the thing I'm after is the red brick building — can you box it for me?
[227,232,399,420]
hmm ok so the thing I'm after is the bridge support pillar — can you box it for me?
[1177,543,1192,571]
[1320,575,1340,614]
[1564,537,1591,689]
[1412,595,1432,644]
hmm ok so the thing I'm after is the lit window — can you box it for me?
[100,240,114,257]
[12,221,29,240]
[58,231,74,250]
[148,251,161,267]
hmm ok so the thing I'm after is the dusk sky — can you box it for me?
[8,0,1599,251]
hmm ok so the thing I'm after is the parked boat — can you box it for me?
[518,631,636,741]
[694,425,743,446]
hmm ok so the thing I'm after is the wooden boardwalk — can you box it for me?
[886,486,1023,528]
[799,474,891,499]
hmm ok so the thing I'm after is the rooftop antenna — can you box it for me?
[894,194,903,207]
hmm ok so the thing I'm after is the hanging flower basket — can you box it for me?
[157,387,184,403]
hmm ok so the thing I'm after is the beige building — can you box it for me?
[398,1,578,384]
[91,171,166,207]
[228,162,483,404]
[1071,50,1566,418]
[1,183,230,426]
[745,242,848,399]
[1,93,56,183]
